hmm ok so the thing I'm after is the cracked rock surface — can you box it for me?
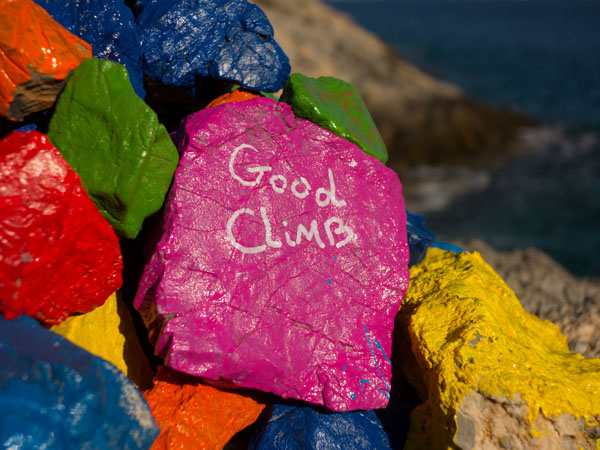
[136,97,409,411]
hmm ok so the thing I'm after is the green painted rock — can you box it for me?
[280,73,388,164]
[48,57,179,238]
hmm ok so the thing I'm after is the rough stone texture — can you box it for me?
[0,315,159,450]
[34,0,146,99]
[395,248,600,449]
[0,131,122,325]
[250,404,391,449]
[48,58,180,239]
[207,88,261,108]
[251,0,533,168]
[280,73,388,164]
[0,0,91,120]
[136,0,290,93]
[405,211,435,267]
[144,366,265,450]
[51,293,154,390]
[136,97,409,411]
[457,238,600,360]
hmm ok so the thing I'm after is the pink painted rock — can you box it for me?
[135,98,409,411]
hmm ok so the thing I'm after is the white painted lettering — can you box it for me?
[229,144,272,187]
[291,177,311,199]
[316,169,347,207]
[296,220,326,248]
[226,208,267,254]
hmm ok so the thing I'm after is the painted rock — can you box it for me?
[51,293,154,389]
[34,0,145,99]
[0,131,122,325]
[406,210,435,267]
[136,0,290,93]
[396,248,600,449]
[0,0,91,121]
[280,74,388,164]
[136,97,409,411]
[206,88,260,108]
[143,366,265,450]
[251,404,391,449]
[48,58,180,239]
[0,315,159,449]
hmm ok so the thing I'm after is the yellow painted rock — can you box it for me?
[396,248,600,449]
[51,293,153,389]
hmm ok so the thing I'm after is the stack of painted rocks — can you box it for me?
[1,0,598,449]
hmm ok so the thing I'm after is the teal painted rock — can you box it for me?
[280,73,388,164]
[48,58,179,238]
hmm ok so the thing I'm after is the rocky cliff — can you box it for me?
[250,0,534,170]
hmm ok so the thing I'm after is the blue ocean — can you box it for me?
[326,0,600,276]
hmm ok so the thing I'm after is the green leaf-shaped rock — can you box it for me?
[48,58,179,238]
[280,73,388,164]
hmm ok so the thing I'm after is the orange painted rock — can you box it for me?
[144,366,265,450]
[0,0,91,121]
[206,89,260,108]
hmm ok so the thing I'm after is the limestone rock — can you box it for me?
[136,97,409,411]
[250,404,391,449]
[144,366,265,450]
[396,248,600,449]
[0,131,122,325]
[136,0,290,93]
[48,58,180,239]
[458,238,600,359]
[51,293,154,389]
[280,73,388,164]
[0,315,159,449]
[34,0,146,99]
[0,0,91,121]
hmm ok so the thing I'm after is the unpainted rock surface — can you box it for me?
[250,404,391,449]
[136,0,290,93]
[144,366,265,450]
[136,97,409,411]
[34,0,146,98]
[0,0,91,120]
[51,293,154,389]
[48,58,179,239]
[0,315,159,449]
[0,131,122,325]
[395,248,600,449]
[280,73,388,164]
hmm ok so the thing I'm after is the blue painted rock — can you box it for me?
[250,404,391,449]
[406,211,435,267]
[136,97,409,411]
[0,316,159,449]
[34,0,146,99]
[430,241,464,253]
[136,0,290,93]
[48,58,180,239]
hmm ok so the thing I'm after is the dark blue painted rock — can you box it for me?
[34,0,146,99]
[430,241,464,253]
[250,404,391,449]
[0,316,159,449]
[406,211,436,267]
[136,0,290,93]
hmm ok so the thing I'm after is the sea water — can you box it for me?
[326,0,600,276]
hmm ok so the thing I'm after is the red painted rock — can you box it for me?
[0,131,122,325]
[0,0,91,121]
[136,98,409,411]
[143,366,265,450]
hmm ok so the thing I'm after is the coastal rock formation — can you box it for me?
[48,58,179,239]
[396,248,600,449]
[280,73,388,163]
[251,0,533,167]
[144,366,265,450]
[0,316,159,450]
[51,293,154,389]
[251,404,391,449]
[458,238,600,360]
[0,0,91,121]
[136,97,409,411]
[0,131,122,325]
